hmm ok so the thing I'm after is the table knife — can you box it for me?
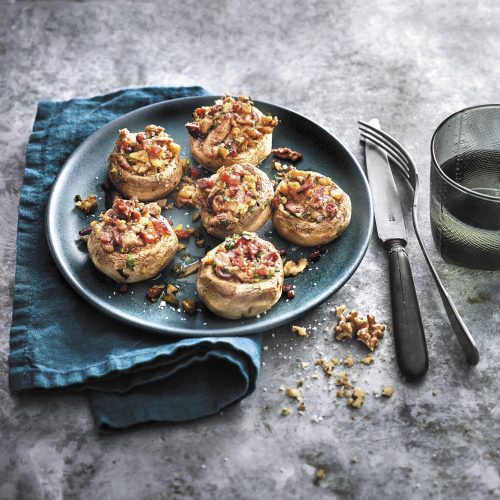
[364,119,429,379]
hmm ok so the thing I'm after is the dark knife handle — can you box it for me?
[386,240,429,379]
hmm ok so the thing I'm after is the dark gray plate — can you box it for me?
[46,96,373,337]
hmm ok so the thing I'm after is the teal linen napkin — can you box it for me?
[9,87,262,430]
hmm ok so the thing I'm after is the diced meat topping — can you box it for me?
[195,163,268,227]
[272,169,343,222]
[109,124,180,177]
[185,95,278,159]
[203,232,281,284]
[96,197,171,253]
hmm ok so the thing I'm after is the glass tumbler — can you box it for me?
[430,105,500,270]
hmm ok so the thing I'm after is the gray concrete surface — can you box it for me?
[1,0,499,498]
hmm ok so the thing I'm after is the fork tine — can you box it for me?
[358,125,410,173]
[358,120,418,177]
[359,129,410,177]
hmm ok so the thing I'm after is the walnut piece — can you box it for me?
[343,357,354,368]
[272,160,290,172]
[335,304,346,318]
[361,354,374,365]
[348,387,365,409]
[172,176,197,208]
[75,194,97,214]
[335,372,352,388]
[286,388,301,400]
[182,299,197,315]
[382,386,394,398]
[335,310,385,351]
[298,401,306,412]
[281,407,292,416]
[314,357,339,377]
[315,468,326,482]
[292,325,308,337]
[283,258,308,277]
[272,147,302,162]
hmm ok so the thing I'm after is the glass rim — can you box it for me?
[431,103,500,203]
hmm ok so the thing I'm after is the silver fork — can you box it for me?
[358,120,479,365]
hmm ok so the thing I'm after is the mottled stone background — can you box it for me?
[1,0,499,499]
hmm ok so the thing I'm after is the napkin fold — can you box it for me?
[9,86,262,430]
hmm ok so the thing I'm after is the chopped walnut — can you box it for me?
[297,378,304,388]
[382,386,394,398]
[172,176,197,208]
[281,407,292,416]
[335,310,385,351]
[286,388,301,400]
[174,224,195,241]
[272,160,285,172]
[335,372,352,388]
[361,354,374,365]
[336,389,346,398]
[299,361,309,370]
[348,387,365,409]
[314,357,339,377]
[272,147,302,162]
[343,357,354,368]
[298,401,306,412]
[357,314,385,351]
[283,258,308,278]
[74,194,97,214]
[182,299,197,315]
[315,468,326,482]
[292,325,308,337]
[163,293,179,307]
[335,304,346,318]
[166,283,180,295]
[334,317,354,341]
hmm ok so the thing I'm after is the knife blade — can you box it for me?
[364,119,428,380]
[365,119,408,244]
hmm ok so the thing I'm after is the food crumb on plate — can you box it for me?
[382,386,394,398]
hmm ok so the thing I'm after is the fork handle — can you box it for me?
[387,240,429,379]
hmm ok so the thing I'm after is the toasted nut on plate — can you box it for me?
[283,258,308,277]
[292,325,308,337]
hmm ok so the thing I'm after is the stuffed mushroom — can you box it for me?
[185,94,278,172]
[196,232,284,319]
[87,197,178,283]
[271,169,351,246]
[109,125,183,202]
[194,163,274,239]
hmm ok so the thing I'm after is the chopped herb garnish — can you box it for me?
[219,219,230,227]
[224,237,236,250]
[126,254,135,271]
